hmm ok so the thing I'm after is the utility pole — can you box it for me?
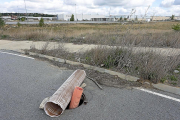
[109,7,111,16]
[24,0,28,23]
[82,13,83,21]
[75,4,76,21]
[17,6,19,20]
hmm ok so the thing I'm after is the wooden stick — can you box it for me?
[86,76,103,90]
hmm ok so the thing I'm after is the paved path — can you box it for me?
[0,40,180,56]
[0,50,180,120]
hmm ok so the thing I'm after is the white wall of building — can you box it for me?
[57,14,105,21]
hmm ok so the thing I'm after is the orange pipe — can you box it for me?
[69,86,83,109]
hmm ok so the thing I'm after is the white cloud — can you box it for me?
[93,0,155,8]
[0,0,179,16]
[160,0,175,7]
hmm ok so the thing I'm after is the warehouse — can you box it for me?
[57,14,105,21]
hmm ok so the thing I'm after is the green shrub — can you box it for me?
[172,24,180,31]
[21,17,25,21]
[39,18,44,27]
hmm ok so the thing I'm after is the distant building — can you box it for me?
[57,14,106,21]
[18,16,57,21]
[1,16,11,21]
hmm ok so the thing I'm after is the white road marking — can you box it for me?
[0,51,34,59]
[135,87,180,103]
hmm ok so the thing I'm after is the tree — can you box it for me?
[170,15,175,20]
[120,16,123,21]
[21,17,25,21]
[39,18,44,27]
[70,14,74,21]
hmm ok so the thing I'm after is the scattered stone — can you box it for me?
[174,70,179,74]
[100,64,105,67]
[164,80,169,84]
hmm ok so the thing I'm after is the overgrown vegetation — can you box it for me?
[1,21,180,86]
[79,46,180,83]
[29,43,180,86]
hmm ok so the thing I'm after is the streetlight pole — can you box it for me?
[75,4,76,21]
[24,0,28,23]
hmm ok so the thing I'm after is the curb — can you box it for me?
[152,83,180,96]
[27,51,139,82]
[15,50,180,96]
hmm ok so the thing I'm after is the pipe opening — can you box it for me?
[66,93,86,109]
[44,102,63,117]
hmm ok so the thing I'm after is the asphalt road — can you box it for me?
[6,21,122,25]
[0,50,180,120]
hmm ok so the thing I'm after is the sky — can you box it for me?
[0,0,180,16]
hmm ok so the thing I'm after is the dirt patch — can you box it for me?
[32,55,141,88]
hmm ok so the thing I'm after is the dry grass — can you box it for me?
[1,21,180,47]
[19,21,180,86]
[79,46,180,84]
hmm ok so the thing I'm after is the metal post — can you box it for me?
[75,4,77,22]
[24,0,28,23]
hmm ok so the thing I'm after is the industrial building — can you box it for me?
[57,14,106,21]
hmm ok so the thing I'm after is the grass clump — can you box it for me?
[172,24,180,31]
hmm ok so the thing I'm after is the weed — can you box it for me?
[1,35,9,39]
[169,75,177,81]
[160,77,167,83]
[40,42,49,54]
[17,22,21,27]
[171,82,177,86]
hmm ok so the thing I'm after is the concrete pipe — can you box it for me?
[44,69,86,117]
